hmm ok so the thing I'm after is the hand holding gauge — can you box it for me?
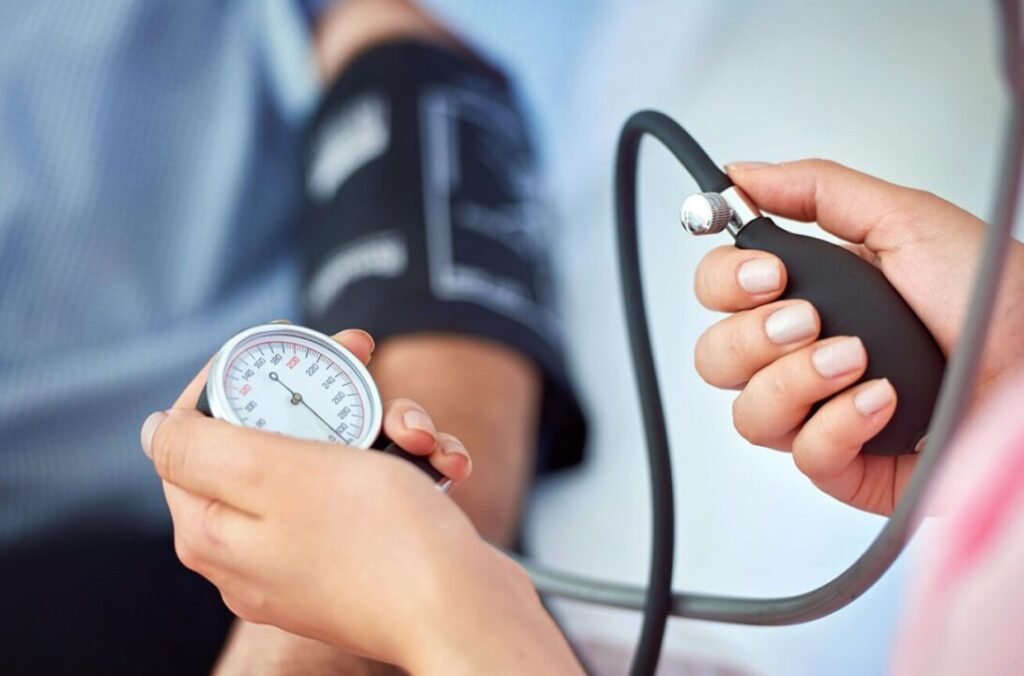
[196,323,450,490]
[140,325,480,668]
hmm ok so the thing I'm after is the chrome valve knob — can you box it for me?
[679,192,732,235]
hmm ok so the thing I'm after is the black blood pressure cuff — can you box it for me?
[297,41,586,472]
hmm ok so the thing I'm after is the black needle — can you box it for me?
[268,371,303,405]
[268,371,343,437]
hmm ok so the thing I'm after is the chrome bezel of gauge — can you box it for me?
[204,323,384,450]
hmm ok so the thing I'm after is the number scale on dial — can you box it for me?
[219,335,372,446]
[202,323,445,489]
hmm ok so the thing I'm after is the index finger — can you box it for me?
[725,159,936,248]
[694,245,787,312]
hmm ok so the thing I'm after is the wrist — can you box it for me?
[402,543,582,675]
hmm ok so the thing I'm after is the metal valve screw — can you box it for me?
[679,192,732,235]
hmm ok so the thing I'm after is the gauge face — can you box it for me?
[206,325,383,449]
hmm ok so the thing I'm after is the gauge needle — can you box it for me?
[268,371,341,436]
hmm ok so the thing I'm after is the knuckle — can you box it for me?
[767,369,792,401]
[693,262,716,308]
[696,321,752,389]
[793,414,841,480]
[792,446,818,480]
[724,319,753,370]
[693,332,720,385]
[733,379,788,447]
[790,434,817,477]
[153,419,197,485]
[201,500,228,549]
[239,586,269,618]
[731,394,762,445]
[221,592,256,623]
[174,534,201,571]
[220,593,244,619]
[805,157,840,172]
[905,187,939,204]
[692,262,709,304]
[221,585,269,624]
[811,406,848,450]
[894,189,943,228]
[693,246,733,308]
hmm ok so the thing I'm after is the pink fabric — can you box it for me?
[892,370,1024,675]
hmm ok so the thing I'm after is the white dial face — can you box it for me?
[208,325,382,448]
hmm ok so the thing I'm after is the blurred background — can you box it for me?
[422,1,1005,673]
[0,1,1008,674]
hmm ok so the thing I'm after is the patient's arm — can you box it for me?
[372,335,541,546]
[215,2,546,673]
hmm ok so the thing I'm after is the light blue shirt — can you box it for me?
[0,1,320,542]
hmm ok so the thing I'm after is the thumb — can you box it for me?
[725,159,937,249]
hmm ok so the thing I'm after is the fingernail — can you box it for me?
[725,161,774,172]
[403,409,435,436]
[738,258,782,294]
[270,318,292,324]
[356,329,375,354]
[765,303,817,345]
[440,437,469,458]
[140,411,168,459]
[341,328,376,354]
[812,337,866,379]
[854,379,895,416]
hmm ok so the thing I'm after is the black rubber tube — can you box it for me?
[614,111,683,676]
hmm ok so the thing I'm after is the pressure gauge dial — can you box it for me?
[198,323,447,488]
